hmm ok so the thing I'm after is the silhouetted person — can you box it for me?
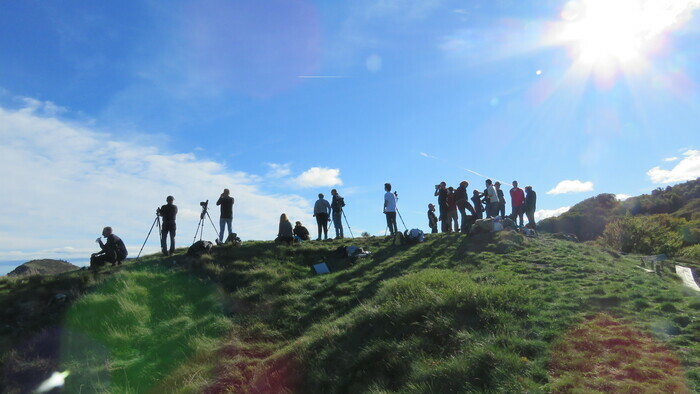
[427,203,438,234]
[434,181,448,232]
[524,185,537,229]
[447,186,458,232]
[510,181,525,226]
[455,181,476,233]
[471,190,484,220]
[294,221,310,241]
[313,193,331,240]
[384,183,398,235]
[495,182,506,218]
[90,227,128,269]
[216,188,235,243]
[485,179,499,218]
[330,189,345,239]
[276,213,294,244]
[159,195,177,256]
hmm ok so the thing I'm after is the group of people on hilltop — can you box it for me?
[90,188,235,269]
[276,188,347,244]
[429,179,536,234]
[89,179,537,268]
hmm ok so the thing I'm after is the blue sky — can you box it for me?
[1,0,699,274]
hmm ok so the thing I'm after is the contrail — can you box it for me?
[419,151,494,181]
[298,75,348,79]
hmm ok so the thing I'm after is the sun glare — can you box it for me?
[555,0,694,76]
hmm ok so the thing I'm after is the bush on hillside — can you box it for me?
[599,215,685,255]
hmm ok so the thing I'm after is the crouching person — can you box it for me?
[294,221,310,241]
[275,214,294,245]
[90,227,128,269]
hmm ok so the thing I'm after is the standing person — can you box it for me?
[510,181,525,227]
[524,186,537,229]
[471,190,484,220]
[276,213,294,244]
[427,203,438,234]
[90,227,128,269]
[495,182,506,218]
[293,221,310,241]
[159,195,177,256]
[434,182,448,232]
[447,187,459,232]
[216,188,235,243]
[313,193,331,240]
[383,183,398,235]
[485,179,499,218]
[330,189,345,239]
[455,181,475,233]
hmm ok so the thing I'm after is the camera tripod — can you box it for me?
[330,210,355,238]
[193,200,220,244]
[136,210,162,259]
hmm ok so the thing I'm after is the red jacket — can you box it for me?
[510,187,525,207]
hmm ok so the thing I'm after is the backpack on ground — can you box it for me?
[226,233,242,246]
[187,240,213,256]
[405,229,425,244]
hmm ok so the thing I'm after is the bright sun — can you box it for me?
[556,0,692,73]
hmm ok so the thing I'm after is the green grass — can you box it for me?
[1,232,699,392]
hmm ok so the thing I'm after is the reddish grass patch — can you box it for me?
[550,314,689,393]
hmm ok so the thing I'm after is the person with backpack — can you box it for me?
[330,189,345,239]
[427,203,438,234]
[293,221,310,241]
[90,226,128,269]
[510,181,525,227]
[524,185,537,229]
[216,188,235,243]
[313,193,331,240]
[471,189,484,220]
[495,182,506,218]
[158,195,177,256]
[276,213,294,244]
[384,183,398,235]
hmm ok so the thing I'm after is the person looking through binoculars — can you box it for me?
[158,195,177,256]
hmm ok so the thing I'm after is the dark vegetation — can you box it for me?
[1,231,698,393]
[6,259,78,277]
[539,178,700,258]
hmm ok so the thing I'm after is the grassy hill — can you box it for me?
[0,233,699,393]
[5,259,79,277]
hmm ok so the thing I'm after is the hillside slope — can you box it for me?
[0,233,699,393]
[6,259,79,277]
[540,178,700,242]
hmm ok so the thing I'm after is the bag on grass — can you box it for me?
[404,229,425,244]
[187,240,213,256]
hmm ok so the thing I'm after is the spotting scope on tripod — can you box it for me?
[193,200,220,244]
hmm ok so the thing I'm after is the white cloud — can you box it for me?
[419,152,437,159]
[265,162,292,178]
[647,149,700,184]
[292,167,343,188]
[535,206,571,222]
[616,194,632,201]
[547,180,594,195]
[663,156,679,162]
[0,100,313,265]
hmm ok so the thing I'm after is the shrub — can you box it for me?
[600,216,685,255]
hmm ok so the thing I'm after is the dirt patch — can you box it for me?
[550,314,689,393]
